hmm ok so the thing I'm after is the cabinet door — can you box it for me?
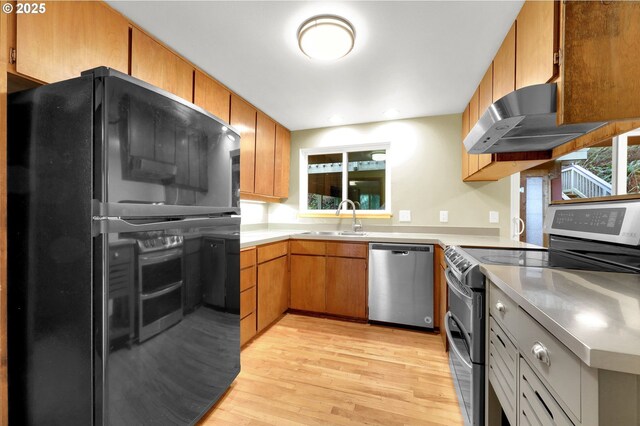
[515,0,559,90]
[468,89,480,176]
[493,23,516,102]
[559,2,640,124]
[131,28,194,101]
[326,257,366,319]
[477,65,493,170]
[15,2,129,83]
[290,255,325,312]
[254,112,276,196]
[461,104,470,180]
[257,256,289,332]
[273,124,291,198]
[231,95,257,193]
[194,70,231,123]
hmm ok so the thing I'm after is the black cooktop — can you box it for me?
[461,247,637,274]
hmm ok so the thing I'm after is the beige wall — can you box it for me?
[269,114,513,237]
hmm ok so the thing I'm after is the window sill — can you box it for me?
[298,212,393,219]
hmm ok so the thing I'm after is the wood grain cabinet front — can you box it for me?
[290,255,326,313]
[239,247,257,346]
[130,28,194,102]
[255,112,277,196]
[193,70,231,123]
[257,255,289,333]
[13,1,129,83]
[231,95,257,194]
[326,257,367,319]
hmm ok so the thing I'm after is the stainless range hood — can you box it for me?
[464,83,607,154]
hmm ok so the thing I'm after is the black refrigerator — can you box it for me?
[8,67,242,425]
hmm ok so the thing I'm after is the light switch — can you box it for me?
[439,211,448,223]
[489,211,499,223]
[399,210,411,222]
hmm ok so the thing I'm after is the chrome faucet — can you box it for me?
[335,199,363,233]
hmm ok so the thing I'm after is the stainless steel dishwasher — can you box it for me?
[368,243,434,328]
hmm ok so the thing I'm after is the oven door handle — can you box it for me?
[444,312,473,369]
[95,216,239,235]
[446,268,473,302]
[141,281,182,300]
[139,249,183,264]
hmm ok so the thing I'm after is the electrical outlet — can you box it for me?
[399,210,411,222]
[439,211,448,223]
[489,211,499,223]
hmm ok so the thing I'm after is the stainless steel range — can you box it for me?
[444,199,640,426]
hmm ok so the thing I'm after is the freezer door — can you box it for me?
[98,72,240,211]
[368,244,434,328]
[98,216,240,425]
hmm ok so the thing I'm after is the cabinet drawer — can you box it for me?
[519,358,574,426]
[240,286,256,319]
[515,308,581,420]
[240,312,256,346]
[257,241,288,263]
[489,318,518,426]
[240,266,256,292]
[326,242,367,258]
[489,281,518,338]
[110,245,133,266]
[290,240,326,256]
[240,247,256,269]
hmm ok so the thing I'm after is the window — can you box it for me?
[300,144,390,214]
[559,129,640,200]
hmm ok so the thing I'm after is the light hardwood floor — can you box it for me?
[200,314,463,425]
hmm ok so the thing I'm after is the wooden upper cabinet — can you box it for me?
[478,65,493,170]
[515,0,559,89]
[461,105,470,180]
[15,2,128,83]
[131,28,194,101]
[231,95,257,193]
[559,2,640,124]
[468,89,480,176]
[274,125,291,198]
[493,23,516,101]
[255,112,276,196]
[193,70,230,123]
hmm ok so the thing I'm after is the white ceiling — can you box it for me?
[107,1,523,131]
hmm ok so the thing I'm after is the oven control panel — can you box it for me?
[444,246,472,273]
[137,235,184,252]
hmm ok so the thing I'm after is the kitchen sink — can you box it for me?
[300,231,367,237]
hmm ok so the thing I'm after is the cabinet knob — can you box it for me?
[114,251,119,259]
[495,302,505,313]
[531,341,550,366]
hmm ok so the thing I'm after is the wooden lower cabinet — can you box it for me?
[240,247,257,346]
[326,257,367,319]
[290,255,326,312]
[257,255,289,332]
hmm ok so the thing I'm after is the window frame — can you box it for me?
[299,143,392,216]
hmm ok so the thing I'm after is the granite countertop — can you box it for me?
[240,230,539,250]
[482,264,640,375]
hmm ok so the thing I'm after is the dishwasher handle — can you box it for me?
[370,243,433,252]
[391,250,409,255]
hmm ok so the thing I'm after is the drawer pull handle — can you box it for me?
[531,341,550,366]
[495,302,505,313]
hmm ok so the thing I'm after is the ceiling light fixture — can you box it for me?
[371,151,386,161]
[298,15,355,61]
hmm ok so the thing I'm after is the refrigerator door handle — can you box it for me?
[93,216,240,235]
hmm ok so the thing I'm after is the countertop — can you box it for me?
[240,230,538,250]
[482,264,640,375]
